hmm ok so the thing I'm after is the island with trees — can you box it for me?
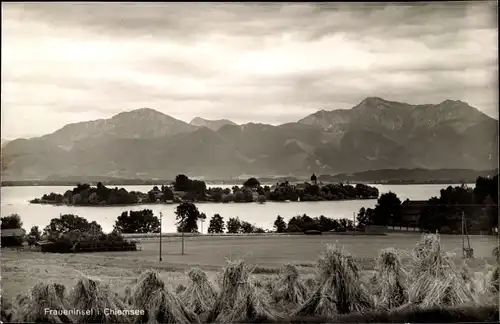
[29,174,380,206]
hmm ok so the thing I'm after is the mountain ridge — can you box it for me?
[2,97,498,180]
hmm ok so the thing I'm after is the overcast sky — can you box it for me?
[1,2,498,139]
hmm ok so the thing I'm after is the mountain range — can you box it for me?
[1,97,498,180]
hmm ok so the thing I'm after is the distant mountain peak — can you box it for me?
[440,99,467,106]
[112,107,168,119]
[190,117,208,124]
[190,117,237,131]
[361,96,387,103]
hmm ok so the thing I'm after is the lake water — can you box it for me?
[0,183,473,233]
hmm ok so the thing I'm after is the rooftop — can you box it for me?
[1,228,26,237]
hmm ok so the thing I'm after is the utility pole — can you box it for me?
[181,227,185,255]
[200,218,205,235]
[353,212,356,236]
[159,212,162,262]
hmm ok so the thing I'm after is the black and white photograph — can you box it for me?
[1,1,499,323]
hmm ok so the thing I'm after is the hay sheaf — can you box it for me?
[207,260,279,323]
[182,267,217,315]
[69,276,134,324]
[372,248,408,310]
[132,269,199,324]
[294,244,374,318]
[176,284,187,295]
[1,295,14,323]
[407,234,478,308]
[272,263,308,306]
[13,282,72,323]
[117,286,133,306]
[489,266,499,293]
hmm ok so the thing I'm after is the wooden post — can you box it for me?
[181,230,185,255]
[159,212,162,262]
[461,211,465,258]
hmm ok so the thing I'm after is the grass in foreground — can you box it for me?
[1,234,498,323]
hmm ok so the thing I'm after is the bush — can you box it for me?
[1,236,24,247]
[39,233,137,253]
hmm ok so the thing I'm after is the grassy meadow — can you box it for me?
[1,233,498,323]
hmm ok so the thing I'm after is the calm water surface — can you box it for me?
[0,183,473,233]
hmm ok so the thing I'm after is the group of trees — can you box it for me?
[354,175,499,235]
[1,214,23,230]
[356,192,403,228]
[417,176,498,234]
[174,202,265,234]
[274,214,354,233]
[37,214,135,252]
[32,183,140,206]
[115,210,161,233]
[31,174,380,206]
[1,214,24,246]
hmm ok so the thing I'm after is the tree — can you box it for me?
[29,226,41,240]
[161,187,174,201]
[208,214,225,233]
[114,209,160,233]
[258,195,267,203]
[287,214,318,232]
[373,192,402,226]
[310,173,317,184]
[43,214,90,238]
[356,207,371,228]
[174,174,191,191]
[317,215,337,231]
[234,191,245,202]
[1,214,22,229]
[419,197,444,232]
[175,202,201,233]
[227,217,241,234]
[88,221,103,237]
[240,221,255,233]
[273,215,287,233]
[243,177,260,188]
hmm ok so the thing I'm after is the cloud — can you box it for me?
[1,1,497,138]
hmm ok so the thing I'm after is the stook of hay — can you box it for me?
[271,263,308,306]
[9,293,31,322]
[489,266,499,293]
[132,269,199,324]
[254,277,275,295]
[1,296,14,323]
[69,276,133,324]
[176,284,187,295]
[407,234,477,308]
[182,267,217,315]
[117,286,133,306]
[207,260,278,323]
[14,282,72,323]
[294,244,374,318]
[372,248,408,310]
[303,277,318,297]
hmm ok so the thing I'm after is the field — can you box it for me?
[1,233,497,299]
[1,233,498,323]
